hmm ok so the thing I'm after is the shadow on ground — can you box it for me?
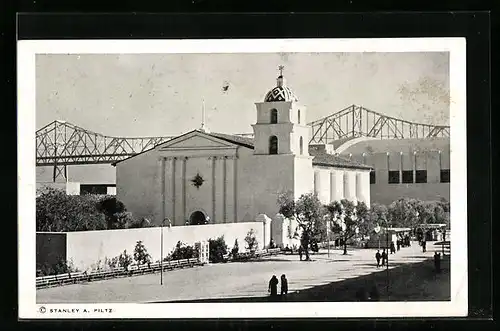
[233,258,292,263]
[153,257,450,303]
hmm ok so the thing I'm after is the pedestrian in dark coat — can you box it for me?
[298,246,303,261]
[280,274,288,297]
[381,249,387,266]
[434,252,441,273]
[375,250,381,268]
[268,275,279,297]
[390,241,396,254]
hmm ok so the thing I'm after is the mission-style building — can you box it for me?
[113,69,372,226]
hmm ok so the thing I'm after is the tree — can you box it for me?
[133,241,151,265]
[435,198,450,226]
[326,199,364,255]
[127,217,154,229]
[415,200,437,225]
[354,201,372,238]
[369,203,389,226]
[244,229,259,253]
[278,192,325,261]
[208,236,228,263]
[96,196,127,230]
[387,197,420,229]
[118,250,133,270]
[36,187,107,232]
[231,239,240,260]
[170,241,197,260]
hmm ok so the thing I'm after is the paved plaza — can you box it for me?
[37,242,441,303]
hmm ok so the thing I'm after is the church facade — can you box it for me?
[113,72,372,226]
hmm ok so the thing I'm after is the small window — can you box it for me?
[388,171,400,184]
[370,170,376,184]
[402,170,413,183]
[440,169,450,183]
[298,109,301,124]
[415,170,427,183]
[269,135,278,154]
[270,109,278,124]
[299,136,304,155]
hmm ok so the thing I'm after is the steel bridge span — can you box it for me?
[36,104,449,181]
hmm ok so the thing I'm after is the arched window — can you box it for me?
[270,109,278,124]
[298,109,301,124]
[269,136,278,155]
[299,136,304,155]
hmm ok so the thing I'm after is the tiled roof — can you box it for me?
[309,148,373,170]
[114,129,371,170]
[206,132,255,149]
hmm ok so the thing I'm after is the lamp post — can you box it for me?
[323,215,330,258]
[160,218,171,285]
[383,217,390,296]
[374,224,381,249]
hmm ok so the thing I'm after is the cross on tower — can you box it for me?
[278,65,284,76]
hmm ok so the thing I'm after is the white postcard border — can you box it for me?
[18,38,467,319]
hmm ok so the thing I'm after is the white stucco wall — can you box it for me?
[115,148,160,222]
[338,138,450,205]
[312,166,371,206]
[294,156,314,200]
[64,222,264,271]
[238,151,296,222]
[36,182,81,195]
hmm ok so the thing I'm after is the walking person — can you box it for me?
[434,252,441,273]
[390,241,396,254]
[280,274,288,299]
[381,249,387,266]
[422,240,427,253]
[375,250,381,268]
[268,275,279,300]
[298,246,303,261]
[396,239,401,251]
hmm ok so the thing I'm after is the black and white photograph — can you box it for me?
[18,38,467,318]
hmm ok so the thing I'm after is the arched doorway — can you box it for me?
[189,211,207,225]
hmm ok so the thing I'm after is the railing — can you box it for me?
[36,258,202,289]
[224,248,282,261]
[433,241,451,255]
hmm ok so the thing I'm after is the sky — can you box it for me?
[36,52,450,183]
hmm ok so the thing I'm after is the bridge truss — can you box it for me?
[308,105,450,145]
[36,120,175,181]
[36,105,450,182]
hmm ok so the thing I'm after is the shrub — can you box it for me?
[127,217,153,229]
[244,229,259,252]
[133,241,151,265]
[208,236,228,263]
[36,187,107,232]
[37,258,78,276]
[105,256,120,270]
[96,196,127,229]
[119,250,133,269]
[170,241,198,260]
[231,239,239,260]
[36,187,131,231]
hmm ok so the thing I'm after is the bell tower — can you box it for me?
[250,66,314,202]
[252,66,310,157]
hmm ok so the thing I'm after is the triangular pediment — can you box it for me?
[158,130,236,151]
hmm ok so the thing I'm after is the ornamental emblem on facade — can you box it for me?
[191,173,205,189]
